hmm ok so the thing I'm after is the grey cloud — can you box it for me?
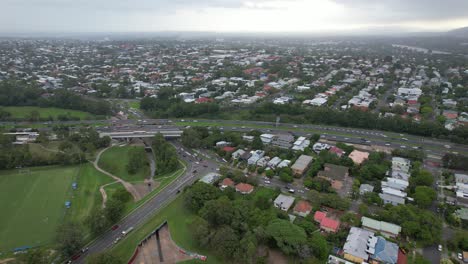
[332,0,468,22]
[1,0,272,13]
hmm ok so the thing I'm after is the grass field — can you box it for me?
[0,166,78,251]
[128,101,140,109]
[112,196,221,264]
[0,162,115,252]
[3,106,94,120]
[98,146,150,182]
[65,163,114,227]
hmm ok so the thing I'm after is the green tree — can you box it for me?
[55,222,84,257]
[17,248,52,264]
[126,147,147,174]
[104,198,125,223]
[85,208,109,236]
[252,136,264,150]
[266,219,307,255]
[184,182,222,212]
[200,197,236,227]
[279,171,293,183]
[181,128,202,148]
[413,186,437,208]
[308,232,330,260]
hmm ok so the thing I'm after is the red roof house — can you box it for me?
[222,146,236,153]
[313,211,340,233]
[195,97,214,104]
[220,178,235,190]
[235,183,254,194]
[293,200,312,217]
[329,146,344,157]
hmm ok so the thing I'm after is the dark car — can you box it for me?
[111,225,120,230]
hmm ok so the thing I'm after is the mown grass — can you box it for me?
[98,146,150,182]
[0,166,77,251]
[3,106,94,120]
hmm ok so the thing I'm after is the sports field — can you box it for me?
[0,166,77,251]
[98,145,150,182]
[3,106,94,120]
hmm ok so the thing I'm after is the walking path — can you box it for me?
[94,147,142,202]
[99,181,120,208]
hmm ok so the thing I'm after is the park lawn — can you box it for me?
[0,166,78,251]
[111,196,221,264]
[3,106,94,120]
[98,146,150,182]
[64,163,114,227]
[128,101,140,109]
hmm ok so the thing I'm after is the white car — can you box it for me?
[437,245,442,251]
[264,180,271,184]
[458,253,463,260]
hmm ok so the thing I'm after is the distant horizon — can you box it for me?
[2,0,468,34]
[0,26,465,39]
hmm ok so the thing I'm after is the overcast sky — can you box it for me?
[1,0,468,33]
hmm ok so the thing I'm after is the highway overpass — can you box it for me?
[99,130,182,139]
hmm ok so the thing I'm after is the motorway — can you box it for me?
[73,142,219,264]
[8,117,466,157]
[89,119,467,160]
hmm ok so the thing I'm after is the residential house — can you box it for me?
[392,157,411,173]
[361,216,402,239]
[293,200,312,217]
[260,134,275,144]
[272,134,295,149]
[232,149,246,160]
[313,143,330,153]
[359,184,374,195]
[242,135,254,142]
[277,160,291,168]
[256,156,270,167]
[379,192,405,206]
[329,146,345,157]
[274,194,295,211]
[220,178,235,190]
[267,157,282,168]
[292,136,311,151]
[349,150,369,165]
[248,150,265,165]
[327,255,353,264]
[215,141,231,147]
[314,211,340,233]
[200,173,221,184]
[317,163,349,192]
[382,178,409,191]
[370,236,399,264]
[235,183,254,194]
[291,155,314,176]
[343,227,375,263]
